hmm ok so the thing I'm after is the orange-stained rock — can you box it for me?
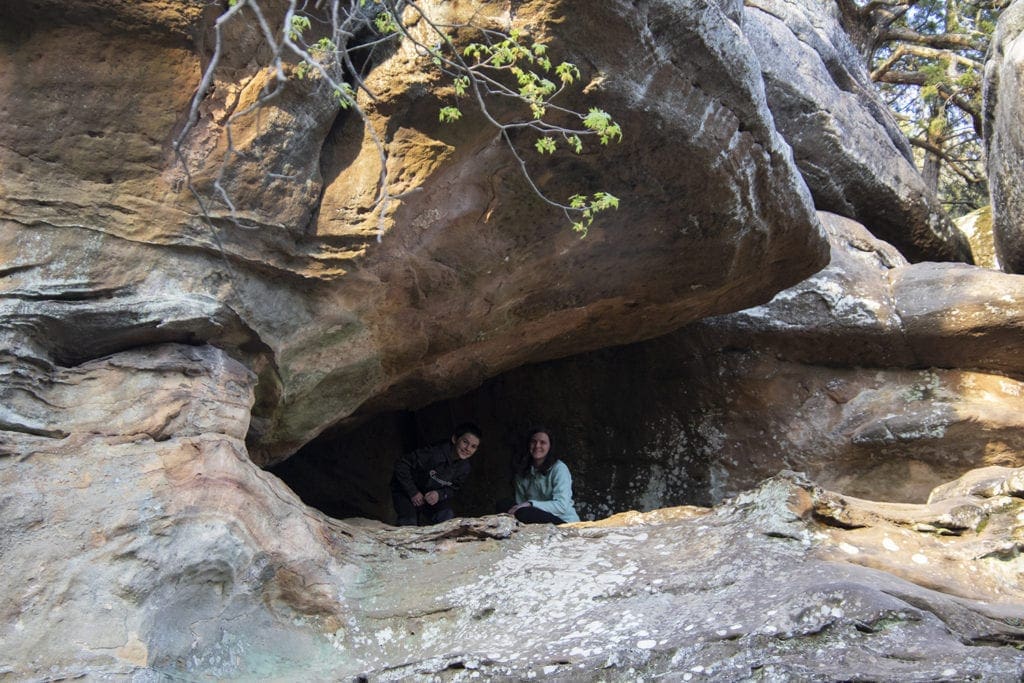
[0,0,828,464]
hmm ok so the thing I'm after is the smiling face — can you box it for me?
[452,432,481,460]
[528,431,551,465]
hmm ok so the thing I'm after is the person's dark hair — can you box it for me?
[515,426,559,476]
[452,422,483,441]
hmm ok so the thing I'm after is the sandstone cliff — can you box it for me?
[2,0,832,466]
[2,0,1023,679]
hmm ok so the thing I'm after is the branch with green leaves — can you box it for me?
[175,0,624,241]
[371,5,624,236]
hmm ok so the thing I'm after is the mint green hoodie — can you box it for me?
[514,460,580,523]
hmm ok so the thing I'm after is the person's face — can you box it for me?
[452,433,481,460]
[528,432,550,463]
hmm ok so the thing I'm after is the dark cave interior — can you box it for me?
[270,337,718,523]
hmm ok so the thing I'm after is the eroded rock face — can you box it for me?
[668,213,1024,503]
[703,213,1024,375]
[0,344,369,675]
[4,0,1023,677]
[4,353,1022,682]
[984,0,1024,273]
[0,0,828,464]
[957,205,998,269]
[297,213,1024,515]
[743,0,972,263]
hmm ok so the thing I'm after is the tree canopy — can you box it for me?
[837,0,1009,217]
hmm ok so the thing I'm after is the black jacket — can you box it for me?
[391,441,470,503]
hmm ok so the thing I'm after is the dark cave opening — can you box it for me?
[270,337,718,524]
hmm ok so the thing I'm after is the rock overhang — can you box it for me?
[0,0,831,465]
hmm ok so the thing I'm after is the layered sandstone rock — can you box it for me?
[4,0,1024,678]
[665,213,1024,503]
[0,344,368,676]
[984,0,1024,272]
[4,354,1022,682]
[302,213,1024,517]
[0,0,828,465]
[744,0,972,263]
[703,213,1024,375]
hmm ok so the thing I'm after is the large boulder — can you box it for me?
[743,0,973,263]
[705,213,1024,375]
[0,0,827,464]
[984,0,1024,273]
[660,215,1024,502]
[666,215,1024,502]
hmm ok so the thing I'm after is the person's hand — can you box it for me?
[424,490,440,506]
[508,502,532,514]
[410,492,425,507]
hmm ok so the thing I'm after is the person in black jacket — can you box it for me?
[390,422,483,526]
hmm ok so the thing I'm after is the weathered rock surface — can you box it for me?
[292,213,1024,516]
[5,0,1024,678]
[744,0,972,263]
[2,347,1022,679]
[0,344,364,676]
[703,213,1024,375]
[985,0,1024,273]
[0,0,828,464]
[958,205,998,269]
[656,214,1024,503]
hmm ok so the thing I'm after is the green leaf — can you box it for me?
[599,122,622,145]
[289,15,311,41]
[310,37,336,61]
[439,106,462,123]
[555,62,580,84]
[374,10,399,35]
[535,137,557,154]
[334,84,355,109]
[592,192,620,210]
[583,107,612,132]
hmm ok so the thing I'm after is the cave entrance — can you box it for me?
[270,341,716,524]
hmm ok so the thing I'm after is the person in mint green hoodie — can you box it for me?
[504,427,580,524]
